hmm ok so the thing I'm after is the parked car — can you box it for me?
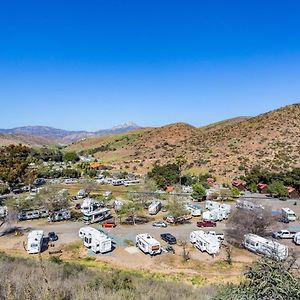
[75,203,81,209]
[160,233,176,244]
[102,221,116,228]
[153,221,167,228]
[197,220,217,227]
[278,217,290,223]
[48,232,58,241]
[272,230,296,239]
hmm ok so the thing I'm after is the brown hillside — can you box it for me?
[68,103,300,180]
[0,134,54,147]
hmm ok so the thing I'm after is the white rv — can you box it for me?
[81,198,102,214]
[236,199,264,210]
[202,208,229,221]
[112,179,124,186]
[113,200,123,211]
[185,204,202,217]
[148,201,162,215]
[79,227,112,254]
[82,208,111,224]
[0,206,7,218]
[191,230,220,256]
[27,230,44,254]
[136,233,161,255]
[48,209,71,222]
[282,208,297,221]
[123,180,140,186]
[77,189,87,199]
[293,232,300,245]
[18,208,49,221]
[205,201,231,213]
[244,234,288,260]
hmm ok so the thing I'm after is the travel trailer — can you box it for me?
[136,233,161,255]
[48,209,71,222]
[82,208,111,224]
[79,227,112,254]
[202,208,229,221]
[112,179,124,186]
[236,199,264,210]
[281,208,297,222]
[190,230,220,256]
[244,234,288,260]
[185,204,201,217]
[0,206,7,218]
[293,232,300,245]
[18,208,49,221]
[148,201,162,215]
[205,201,231,213]
[27,230,44,254]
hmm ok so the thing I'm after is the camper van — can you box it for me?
[244,234,288,260]
[194,231,220,256]
[79,227,112,254]
[282,208,297,222]
[82,208,111,224]
[136,233,161,255]
[148,201,162,215]
[27,230,44,254]
[236,200,264,210]
[48,209,71,222]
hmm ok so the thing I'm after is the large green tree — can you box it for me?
[191,183,206,201]
[268,180,288,197]
[147,164,179,189]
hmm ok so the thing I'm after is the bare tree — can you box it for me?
[226,206,275,246]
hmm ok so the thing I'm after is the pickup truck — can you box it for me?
[206,231,224,241]
[197,220,217,228]
[272,230,296,239]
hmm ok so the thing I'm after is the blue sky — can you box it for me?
[0,0,300,131]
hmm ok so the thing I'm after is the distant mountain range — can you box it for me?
[0,122,141,145]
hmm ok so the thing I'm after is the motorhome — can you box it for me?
[282,208,297,222]
[185,204,201,217]
[27,230,44,254]
[82,208,111,224]
[148,201,162,215]
[192,231,220,256]
[79,227,112,254]
[244,234,288,260]
[293,232,300,245]
[136,233,161,255]
[18,208,49,221]
[236,200,264,210]
[81,198,102,214]
[48,209,71,222]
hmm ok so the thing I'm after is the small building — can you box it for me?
[232,179,245,191]
[257,183,268,194]
[288,187,300,199]
[90,162,102,170]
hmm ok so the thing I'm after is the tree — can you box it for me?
[37,188,70,213]
[166,197,188,218]
[226,207,274,246]
[215,257,300,299]
[116,201,143,225]
[62,151,79,163]
[268,180,288,198]
[247,182,257,193]
[175,155,187,186]
[231,187,240,197]
[147,164,179,189]
[191,183,206,201]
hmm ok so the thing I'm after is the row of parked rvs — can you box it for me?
[18,208,71,222]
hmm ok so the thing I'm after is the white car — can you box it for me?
[152,221,167,228]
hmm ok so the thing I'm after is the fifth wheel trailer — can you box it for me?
[244,233,288,260]
[136,233,161,255]
[148,201,162,215]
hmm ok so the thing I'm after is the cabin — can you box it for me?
[288,187,300,199]
[232,179,245,191]
[257,183,268,194]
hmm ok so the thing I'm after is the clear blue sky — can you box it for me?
[0,0,299,131]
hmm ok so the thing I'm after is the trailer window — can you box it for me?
[151,245,159,251]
